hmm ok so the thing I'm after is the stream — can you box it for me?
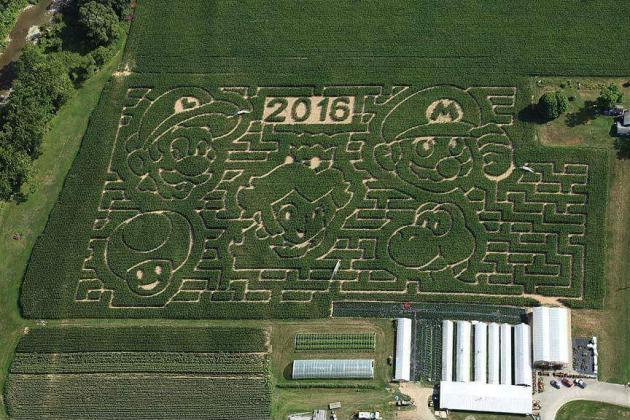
[0,0,54,91]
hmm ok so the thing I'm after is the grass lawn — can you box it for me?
[270,318,396,419]
[274,388,395,420]
[555,401,630,420]
[572,157,630,384]
[535,77,630,148]
[533,77,630,384]
[0,42,124,419]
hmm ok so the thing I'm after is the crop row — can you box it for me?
[10,352,268,375]
[5,374,271,420]
[16,326,268,353]
[126,0,630,77]
[415,320,442,383]
[294,333,376,351]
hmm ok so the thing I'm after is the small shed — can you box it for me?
[617,110,630,136]
[313,410,327,420]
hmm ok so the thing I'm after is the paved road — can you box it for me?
[537,377,630,420]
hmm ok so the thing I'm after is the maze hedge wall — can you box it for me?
[20,71,608,319]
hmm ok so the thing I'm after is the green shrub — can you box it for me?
[537,91,569,120]
[596,83,623,109]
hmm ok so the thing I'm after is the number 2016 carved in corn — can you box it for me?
[263,96,354,124]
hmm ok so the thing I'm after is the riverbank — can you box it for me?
[0,33,125,417]
[0,0,52,64]
[0,1,31,50]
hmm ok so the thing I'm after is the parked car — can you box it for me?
[561,378,574,387]
[603,106,625,116]
[550,380,561,389]
[574,379,587,388]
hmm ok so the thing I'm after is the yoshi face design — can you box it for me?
[388,202,475,274]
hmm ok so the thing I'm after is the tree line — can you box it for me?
[0,0,129,201]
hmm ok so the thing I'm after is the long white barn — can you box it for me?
[439,381,532,415]
[394,318,412,381]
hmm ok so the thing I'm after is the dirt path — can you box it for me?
[396,383,435,420]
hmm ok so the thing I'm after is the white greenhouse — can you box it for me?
[487,322,500,384]
[514,323,532,386]
[499,323,512,385]
[292,359,374,379]
[455,321,471,382]
[394,318,412,381]
[441,320,454,381]
[473,322,487,383]
[532,307,571,367]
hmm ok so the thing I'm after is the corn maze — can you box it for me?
[21,79,608,319]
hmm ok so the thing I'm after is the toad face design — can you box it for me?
[238,162,351,258]
[388,202,475,277]
[106,211,192,296]
[374,86,515,193]
[126,87,242,199]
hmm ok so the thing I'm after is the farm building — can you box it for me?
[439,381,532,415]
[617,110,630,136]
[441,320,454,381]
[514,323,532,386]
[487,322,500,384]
[394,318,412,381]
[455,321,471,382]
[532,307,571,368]
[292,359,374,379]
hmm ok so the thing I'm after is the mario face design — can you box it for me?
[374,86,515,193]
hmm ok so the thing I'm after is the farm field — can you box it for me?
[2,0,630,418]
[124,0,630,76]
[4,326,272,420]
